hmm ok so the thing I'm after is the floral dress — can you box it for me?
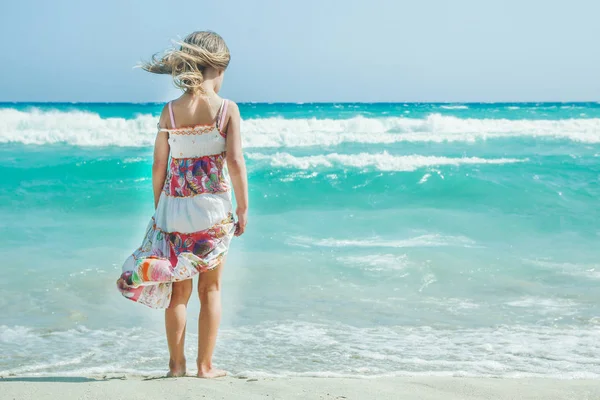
[117,100,234,308]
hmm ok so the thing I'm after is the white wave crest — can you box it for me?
[439,105,469,110]
[1,108,600,147]
[0,108,158,146]
[242,114,600,146]
[247,152,525,171]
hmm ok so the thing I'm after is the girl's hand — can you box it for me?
[235,208,247,236]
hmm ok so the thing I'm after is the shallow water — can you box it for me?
[1,102,599,377]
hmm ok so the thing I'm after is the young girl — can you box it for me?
[116,31,248,378]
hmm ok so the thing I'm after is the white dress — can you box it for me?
[117,100,234,308]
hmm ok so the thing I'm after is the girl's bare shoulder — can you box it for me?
[225,100,240,121]
[157,103,174,129]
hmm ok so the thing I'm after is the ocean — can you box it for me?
[0,102,599,378]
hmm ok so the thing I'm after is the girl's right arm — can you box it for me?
[152,107,171,209]
[225,101,248,236]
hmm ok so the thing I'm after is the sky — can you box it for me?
[1,0,599,103]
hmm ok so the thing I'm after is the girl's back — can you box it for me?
[167,97,225,128]
[160,97,230,159]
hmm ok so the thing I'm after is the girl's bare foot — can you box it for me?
[167,359,186,377]
[166,369,186,377]
[197,367,227,378]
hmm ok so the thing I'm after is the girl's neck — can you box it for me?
[184,89,218,100]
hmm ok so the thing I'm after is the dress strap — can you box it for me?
[168,101,176,129]
[217,99,228,132]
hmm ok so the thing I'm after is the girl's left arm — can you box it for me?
[152,107,171,208]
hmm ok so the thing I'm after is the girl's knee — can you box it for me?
[197,265,222,300]
[171,281,193,305]
[197,278,221,301]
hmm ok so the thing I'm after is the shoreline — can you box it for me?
[2,375,599,400]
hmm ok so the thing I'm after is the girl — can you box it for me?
[117,31,248,379]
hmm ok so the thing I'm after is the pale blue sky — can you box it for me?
[1,0,598,102]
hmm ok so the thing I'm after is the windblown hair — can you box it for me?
[142,31,230,94]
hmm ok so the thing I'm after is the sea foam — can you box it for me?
[2,323,599,378]
[247,152,525,171]
[1,108,600,147]
[289,234,477,248]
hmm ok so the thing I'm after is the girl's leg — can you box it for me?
[196,261,226,378]
[165,279,193,377]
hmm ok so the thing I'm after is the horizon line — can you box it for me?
[1,100,599,105]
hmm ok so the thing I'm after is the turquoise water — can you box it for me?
[1,102,599,378]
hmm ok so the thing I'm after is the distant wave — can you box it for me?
[224,114,600,146]
[1,108,600,147]
[439,105,469,110]
[247,152,526,171]
[0,108,157,147]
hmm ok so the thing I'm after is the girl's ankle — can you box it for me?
[196,360,212,373]
[170,358,186,369]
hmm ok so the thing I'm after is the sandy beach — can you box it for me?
[2,375,599,400]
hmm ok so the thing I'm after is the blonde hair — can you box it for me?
[142,31,230,94]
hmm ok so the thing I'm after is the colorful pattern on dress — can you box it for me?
[164,153,229,197]
[117,214,235,309]
[167,214,234,261]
